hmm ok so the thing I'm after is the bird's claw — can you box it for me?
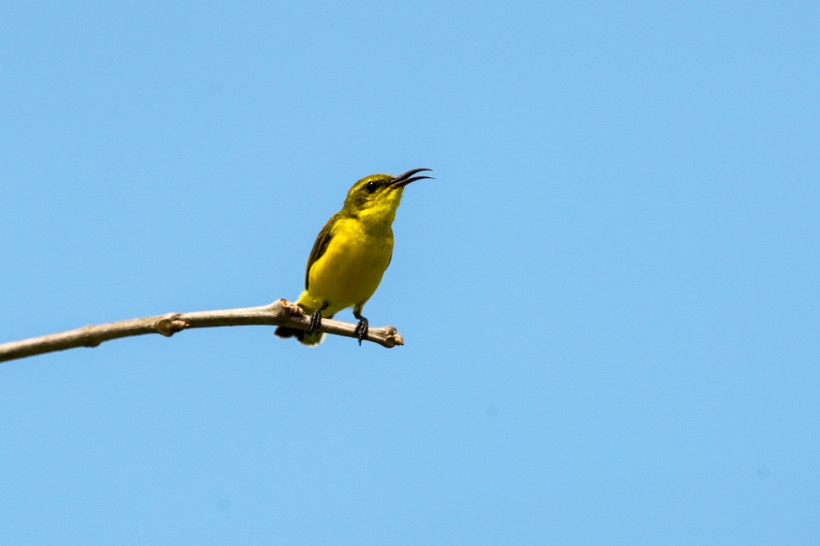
[308,309,322,335]
[353,317,369,346]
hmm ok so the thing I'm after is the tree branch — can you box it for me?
[0,299,405,363]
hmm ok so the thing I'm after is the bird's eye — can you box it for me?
[365,181,378,193]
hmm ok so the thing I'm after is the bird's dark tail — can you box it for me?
[274,316,333,346]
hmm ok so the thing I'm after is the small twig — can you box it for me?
[0,299,404,363]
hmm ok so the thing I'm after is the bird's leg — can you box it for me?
[308,302,328,335]
[353,308,369,346]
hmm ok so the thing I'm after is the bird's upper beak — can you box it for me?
[389,168,434,188]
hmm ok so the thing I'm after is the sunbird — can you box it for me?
[275,168,433,345]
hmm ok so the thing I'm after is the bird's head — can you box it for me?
[342,168,433,227]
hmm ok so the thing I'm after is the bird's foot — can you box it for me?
[308,309,323,335]
[353,316,369,346]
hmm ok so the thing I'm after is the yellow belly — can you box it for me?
[302,219,393,316]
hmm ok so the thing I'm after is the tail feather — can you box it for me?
[274,315,333,346]
[273,326,303,340]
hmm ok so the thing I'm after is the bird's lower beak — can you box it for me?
[389,167,434,188]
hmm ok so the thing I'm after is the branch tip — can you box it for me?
[384,327,404,348]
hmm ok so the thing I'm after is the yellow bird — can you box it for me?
[275,168,433,345]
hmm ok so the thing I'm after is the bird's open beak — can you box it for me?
[390,167,434,188]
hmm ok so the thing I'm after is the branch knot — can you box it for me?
[154,313,188,337]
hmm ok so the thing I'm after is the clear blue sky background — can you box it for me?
[2,1,819,544]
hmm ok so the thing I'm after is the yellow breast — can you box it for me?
[306,217,394,316]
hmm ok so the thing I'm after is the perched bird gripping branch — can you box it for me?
[275,168,433,346]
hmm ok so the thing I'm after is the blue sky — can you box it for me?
[2,1,819,544]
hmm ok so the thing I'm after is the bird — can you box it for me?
[275,168,433,345]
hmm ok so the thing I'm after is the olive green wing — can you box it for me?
[304,213,338,290]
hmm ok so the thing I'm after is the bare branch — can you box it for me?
[0,299,404,363]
